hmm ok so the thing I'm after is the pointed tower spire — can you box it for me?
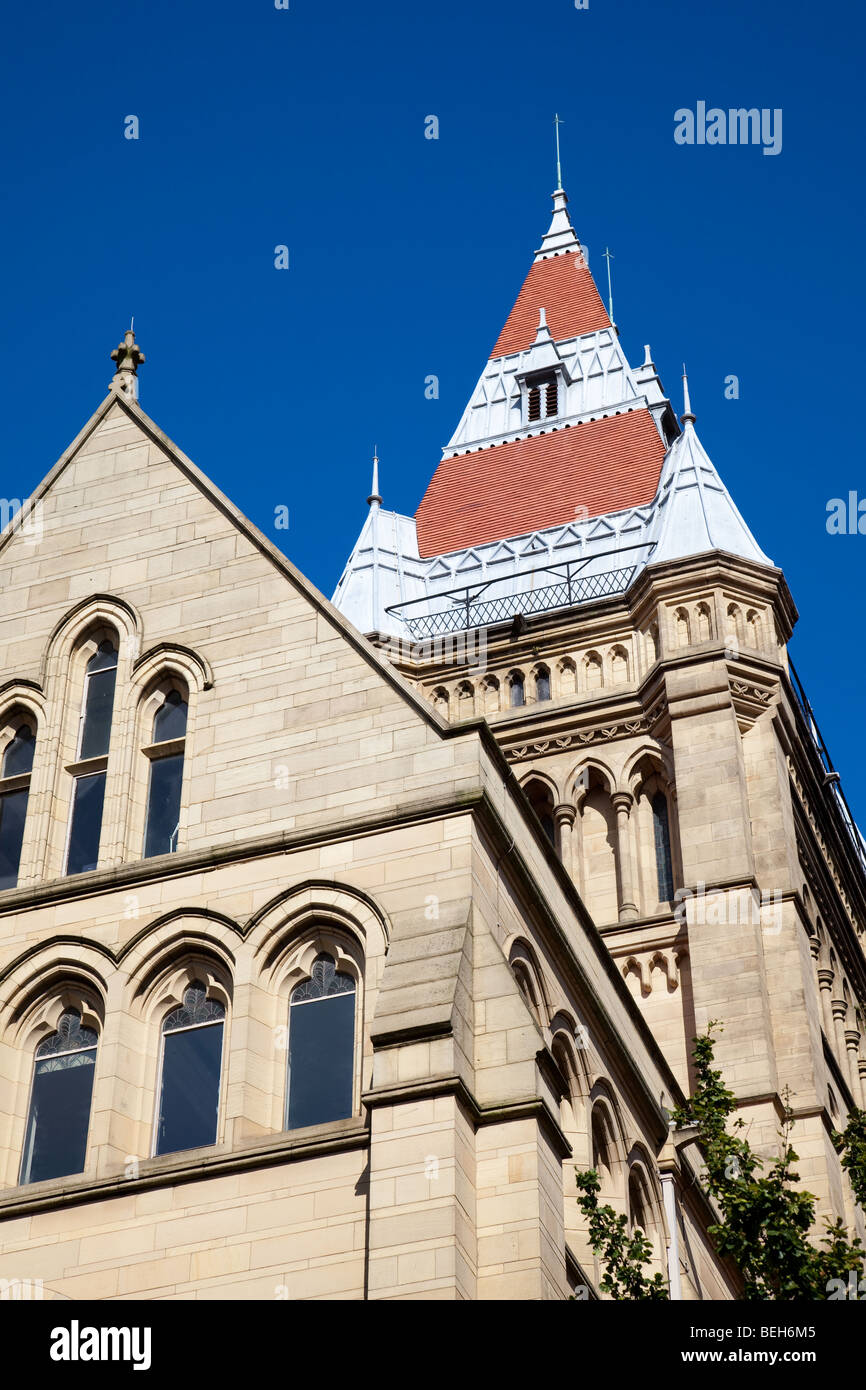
[534,183,583,262]
[681,365,696,426]
[367,446,382,509]
[110,323,145,402]
[650,413,771,568]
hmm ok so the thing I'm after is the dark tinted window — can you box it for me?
[652,791,674,902]
[0,787,29,890]
[21,1011,97,1185]
[287,955,355,1130]
[153,690,188,743]
[66,772,106,875]
[536,671,551,701]
[144,755,184,858]
[3,724,35,777]
[510,677,525,708]
[155,984,225,1156]
[79,642,117,760]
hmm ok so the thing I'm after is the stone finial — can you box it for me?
[110,323,145,401]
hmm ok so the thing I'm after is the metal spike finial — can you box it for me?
[367,446,382,508]
[681,364,696,425]
[553,113,564,191]
[602,247,615,324]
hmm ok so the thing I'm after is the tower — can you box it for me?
[334,180,866,1231]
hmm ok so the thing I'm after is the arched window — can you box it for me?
[535,667,551,702]
[652,791,674,903]
[155,982,225,1156]
[585,652,603,691]
[509,672,525,708]
[20,1010,98,1185]
[287,953,356,1130]
[628,1166,656,1240]
[524,777,556,847]
[0,721,36,891]
[66,639,118,876]
[144,688,188,858]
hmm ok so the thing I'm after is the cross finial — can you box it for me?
[553,113,565,191]
[110,324,145,402]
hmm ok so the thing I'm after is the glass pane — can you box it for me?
[66,773,106,875]
[536,673,551,701]
[163,982,225,1032]
[155,1023,223,1155]
[153,690,188,743]
[511,680,524,708]
[287,991,355,1130]
[79,664,117,760]
[36,1009,97,1057]
[652,792,674,901]
[21,1050,96,1184]
[87,641,118,673]
[0,787,29,890]
[2,725,35,778]
[144,754,184,858]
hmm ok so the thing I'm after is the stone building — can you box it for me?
[0,181,862,1301]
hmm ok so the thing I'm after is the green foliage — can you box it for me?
[574,1169,669,1300]
[832,1106,866,1211]
[671,1023,865,1300]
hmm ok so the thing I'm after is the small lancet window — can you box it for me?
[287,953,356,1130]
[144,688,189,859]
[652,791,674,903]
[20,1009,98,1185]
[510,674,525,708]
[0,722,37,891]
[66,640,118,876]
[535,668,551,702]
[78,641,118,761]
[155,982,225,1156]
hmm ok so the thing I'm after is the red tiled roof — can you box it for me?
[490,250,611,357]
[415,410,666,558]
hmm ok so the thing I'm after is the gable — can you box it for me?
[0,394,460,862]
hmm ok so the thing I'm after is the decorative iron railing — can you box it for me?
[387,543,653,640]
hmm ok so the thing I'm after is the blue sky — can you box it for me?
[1,0,864,817]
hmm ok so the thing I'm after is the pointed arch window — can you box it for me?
[652,791,674,903]
[287,953,356,1130]
[0,721,36,891]
[155,982,225,1156]
[509,673,525,708]
[20,1010,98,1185]
[65,640,118,876]
[144,688,188,858]
[535,667,551,702]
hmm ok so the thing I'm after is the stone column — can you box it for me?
[831,999,853,1092]
[817,968,835,1041]
[572,783,588,898]
[844,1030,863,1106]
[612,792,639,923]
[554,803,576,881]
